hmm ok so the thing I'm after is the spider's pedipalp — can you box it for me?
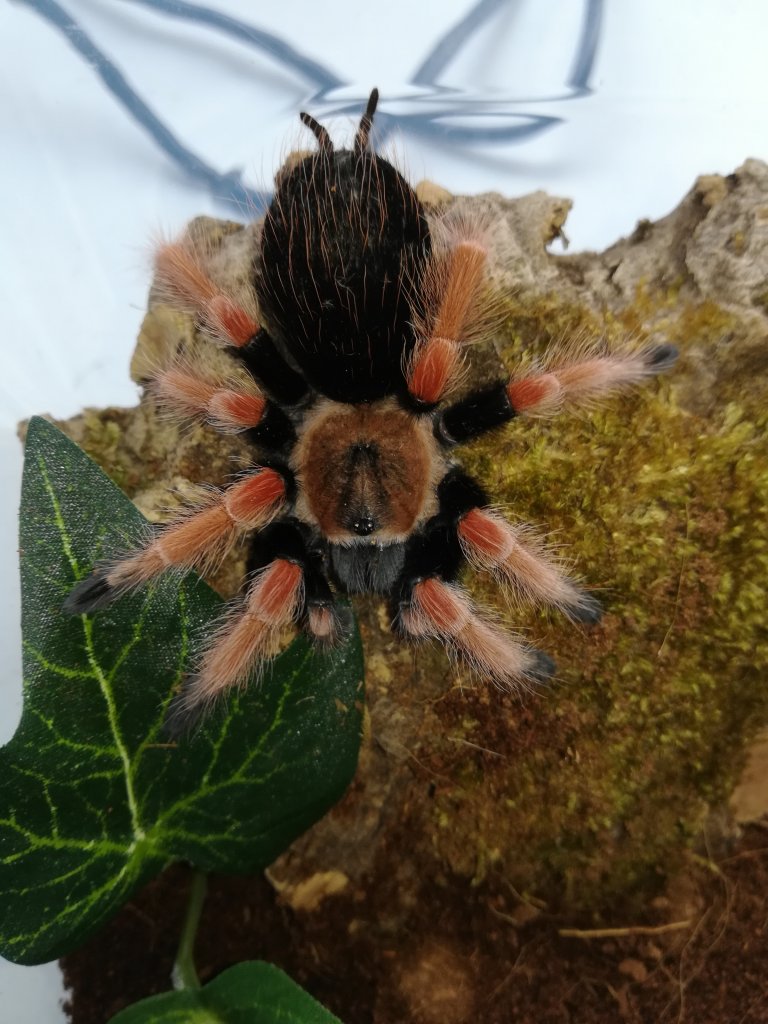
[458,507,603,623]
[399,576,556,690]
[303,559,345,647]
[167,557,305,732]
[247,519,344,648]
[307,603,341,645]
[64,467,289,613]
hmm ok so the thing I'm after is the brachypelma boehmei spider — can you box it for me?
[65,90,677,728]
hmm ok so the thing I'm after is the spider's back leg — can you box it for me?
[153,237,310,406]
[405,216,490,409]
[436,343,678,446]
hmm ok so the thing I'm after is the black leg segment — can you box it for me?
[435,381,515,446]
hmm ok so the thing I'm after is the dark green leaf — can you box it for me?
[108,961,342,1024]
[0,418,363,965]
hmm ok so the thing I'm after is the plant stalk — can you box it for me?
[172,870,208,990]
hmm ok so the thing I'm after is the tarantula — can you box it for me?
[65,89,676,726]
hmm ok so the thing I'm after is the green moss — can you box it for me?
[56,278,766,916]
[427,286,768,912]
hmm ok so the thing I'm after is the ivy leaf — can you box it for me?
[108,961,342,1024]
[0,418,363,965]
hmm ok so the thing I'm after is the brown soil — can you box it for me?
[61,823,768,1024]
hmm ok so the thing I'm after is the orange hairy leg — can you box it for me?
[407,237,488,404]
[64,468,287,613]
[151,364,267,432]
[438,343,677,445]
[154,239,259,347]
[400,577,555,689]
[507,345,678,414]
[167,559,305,725]
[61,91,679,729]
[458,508,602,623]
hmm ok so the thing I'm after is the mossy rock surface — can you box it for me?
[43,161,768,1014]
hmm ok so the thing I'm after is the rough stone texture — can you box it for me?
[47,159,768,1020]
[730,728,768,823]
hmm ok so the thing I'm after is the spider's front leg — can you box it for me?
[438,470,603,624]
[434,343,678,445]
[397,575,556,692]
[393,481,557,691]
[167,519,342,731]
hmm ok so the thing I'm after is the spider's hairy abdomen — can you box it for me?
[256,149,431,404]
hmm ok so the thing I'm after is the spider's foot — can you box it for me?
[63,569,116,615]
[645,343,678,370]
[568,592,604,625]
[162,682,207,739]
[527,648,557,683]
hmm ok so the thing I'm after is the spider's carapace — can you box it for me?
[65,89,677,727]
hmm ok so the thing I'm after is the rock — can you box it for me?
[618,957,648,983]
[50,160,768,953]
[731,728,768,823]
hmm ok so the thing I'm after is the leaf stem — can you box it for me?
[172,870,208,990]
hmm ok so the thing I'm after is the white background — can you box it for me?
[1,1,767,1018]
